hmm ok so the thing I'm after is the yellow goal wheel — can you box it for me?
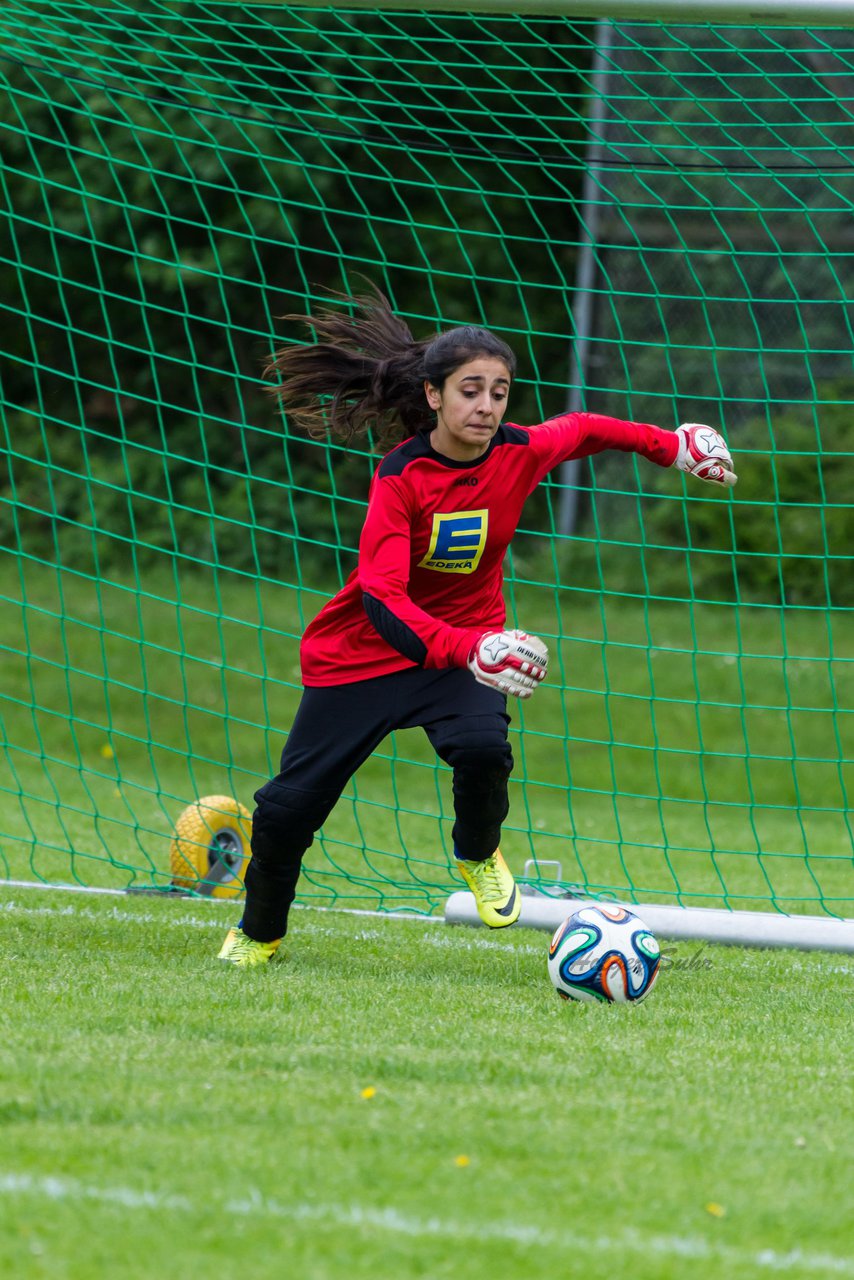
[169,795,252,898]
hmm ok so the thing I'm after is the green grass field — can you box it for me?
[2,560,854,1277]
[1,885,852,1280]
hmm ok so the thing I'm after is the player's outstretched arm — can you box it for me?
[468,630,549,700]
[674,423,737,487]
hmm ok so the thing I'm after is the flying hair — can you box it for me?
[265,285,517,447]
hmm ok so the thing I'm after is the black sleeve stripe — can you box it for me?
[362,592,428,665]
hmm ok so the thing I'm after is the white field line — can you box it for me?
[3,895,853,971]
[0,1172,851,1275]
[0,877,442,921]
[0,895,544,956]
[1,878,127,897]
[8,881,853,972]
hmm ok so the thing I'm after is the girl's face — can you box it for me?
[425,356,511,462]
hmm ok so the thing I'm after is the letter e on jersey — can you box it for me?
[419,510,488,574]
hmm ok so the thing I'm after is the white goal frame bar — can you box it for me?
[290,1,854,26]
[446,893,854,953]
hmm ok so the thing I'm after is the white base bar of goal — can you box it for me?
[445,890,854,953]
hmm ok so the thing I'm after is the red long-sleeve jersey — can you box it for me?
[300,412,678,686]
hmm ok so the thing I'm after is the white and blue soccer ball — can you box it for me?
[548,904,661,1004]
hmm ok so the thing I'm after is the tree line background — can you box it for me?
[1,2,852,605]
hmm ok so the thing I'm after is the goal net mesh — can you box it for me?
[1,2,852,919]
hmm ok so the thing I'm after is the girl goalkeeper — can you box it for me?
[219,288,736,965]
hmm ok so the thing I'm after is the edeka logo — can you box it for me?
[419,510,488,574]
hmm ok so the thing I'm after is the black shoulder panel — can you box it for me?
[376,434,431,480]
[494,423,530,447]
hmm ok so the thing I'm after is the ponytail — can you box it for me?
[265,286,516,447]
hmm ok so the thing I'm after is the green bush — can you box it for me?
[644,394,854,607]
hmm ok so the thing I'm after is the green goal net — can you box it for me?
[1,2,852,925]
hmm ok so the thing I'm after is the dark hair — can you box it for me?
[265,286,516,446]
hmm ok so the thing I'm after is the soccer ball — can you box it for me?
[548,904,661,1004]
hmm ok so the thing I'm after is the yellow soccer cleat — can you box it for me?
[218,927,282,967]
[456,849,521,928]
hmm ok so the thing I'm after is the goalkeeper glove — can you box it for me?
[468,630,549,700]
[674,423,737,487]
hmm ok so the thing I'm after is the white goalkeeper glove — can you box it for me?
[468,630,549,700]
[674,423,737,487]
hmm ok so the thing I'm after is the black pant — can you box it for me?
[242,666,513,940]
